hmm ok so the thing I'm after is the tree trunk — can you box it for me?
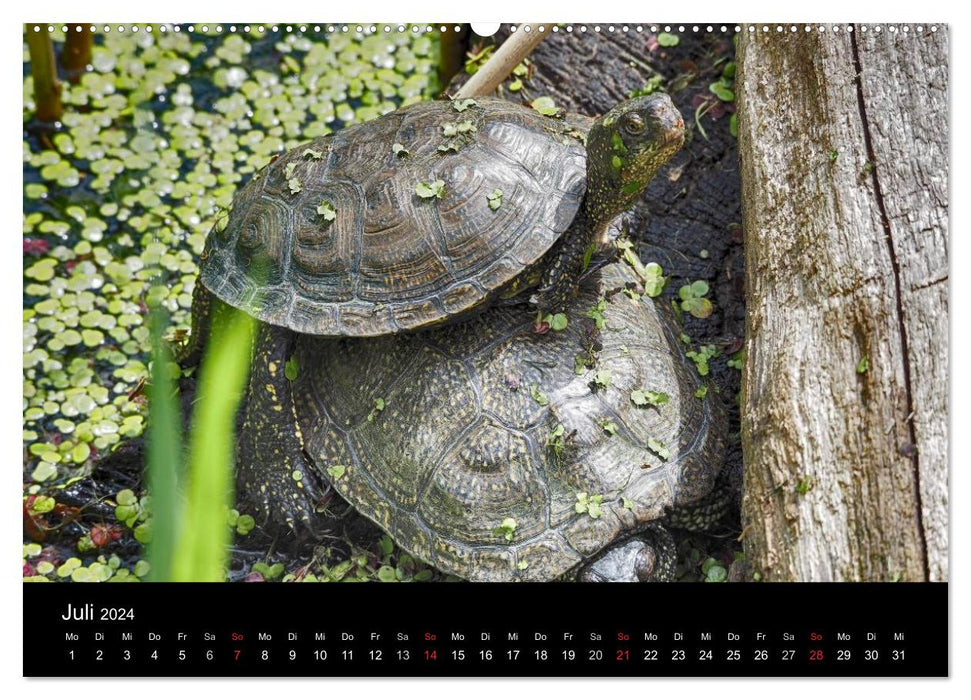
[737,25,948,582]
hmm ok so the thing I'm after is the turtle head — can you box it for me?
[585,94,684,225]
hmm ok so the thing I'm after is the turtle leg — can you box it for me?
[577,523,677,582]
[235,322,328,535]
[530,212,599,314]
[663,485,734,533]
[175,283,220,369]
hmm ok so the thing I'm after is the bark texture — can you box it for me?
[737,26,948,581]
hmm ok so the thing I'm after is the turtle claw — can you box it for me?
[239,457,328,539]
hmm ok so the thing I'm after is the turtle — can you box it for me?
[181,94,684,360]
[236,255,726,581]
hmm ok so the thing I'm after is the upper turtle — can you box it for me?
[199,95,684,337]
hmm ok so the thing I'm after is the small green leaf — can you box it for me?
[530,96,561,117]
[367,397,386,422]
[631,389,667,407]
[327,464,347,480]
[72,442,91,464]
[31,496,56,514]
[575,492,603,518]
[622,497,634,510]
[727,351,744,370]
[679,280,714,319]
[492,517,518,542]
[617,239,666,296]
[647,437,670,461]
[682,297,714,319]
[253,562,285,581]
[377,565,397,582]
[452,98,477,112]
[611,131,628,154]
[702,557,728,582]
[695,386,708,399]
[574,492,588,513]
[547,313,568,331]
[645,390,669,406]
[584,298,608,330]
[690,280,709,297]
[378,535,394,556]
[795,476,814,494]
[641,263,666,297]
[856,355,869,374]
[594,369,612,389]
[657,32,680,47]
[487,188,503,210]
[686,345,720,376]
[709,81,735,103]
[587,495,603,518]
[415,179,446,199]
[601,420,618,436]
[288,177,302,194]
[442,123,458,137]
[628,75,665,98]
[133,522,152,544]
[530,385,549,406]
[581,241,598,272]
[316,201,337,221]
[284,355,299,381]
[303,148,324,160]
[236,514,255,536]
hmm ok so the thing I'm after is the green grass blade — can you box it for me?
[171,305,255,582]
[145,308,182,582]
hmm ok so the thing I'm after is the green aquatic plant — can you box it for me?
[23,25,440,578]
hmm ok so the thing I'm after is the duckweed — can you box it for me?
[23,26,439,504]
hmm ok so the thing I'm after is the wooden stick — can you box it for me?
[62,24,94,79]
[25,27,62,123]
[454,25,550,98]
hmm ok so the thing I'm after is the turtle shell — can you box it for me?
[200,98,589,336]
[292,260,725,581]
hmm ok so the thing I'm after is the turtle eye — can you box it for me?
[622,112,646,135]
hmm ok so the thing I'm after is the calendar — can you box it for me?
[22,20,949,681]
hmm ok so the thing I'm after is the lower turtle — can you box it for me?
[236,255,727,581]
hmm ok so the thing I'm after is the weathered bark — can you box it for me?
[737,26,948,581]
